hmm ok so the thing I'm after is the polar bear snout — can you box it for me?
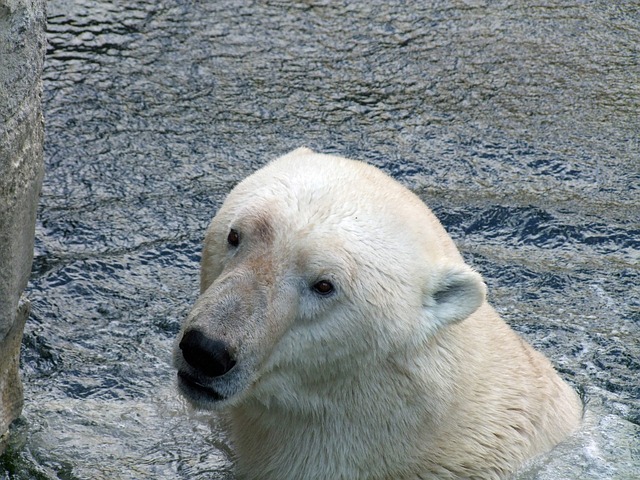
[179,329,237,378]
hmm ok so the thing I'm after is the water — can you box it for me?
[2,0,639,478]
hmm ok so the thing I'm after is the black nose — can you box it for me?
[179,329,236,377]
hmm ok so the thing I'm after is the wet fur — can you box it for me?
[174,148,582,479]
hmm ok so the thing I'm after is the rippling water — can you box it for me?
[1,0,638,478]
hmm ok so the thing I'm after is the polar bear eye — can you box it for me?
[227,229,240,247]
[312,280,334,296]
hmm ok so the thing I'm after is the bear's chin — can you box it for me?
[177,370,228,408]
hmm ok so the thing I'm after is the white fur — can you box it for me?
[174,147,582,479]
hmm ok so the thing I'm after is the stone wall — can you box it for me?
[0,0,46,441]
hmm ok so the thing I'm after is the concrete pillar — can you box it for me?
[0,0,46,442]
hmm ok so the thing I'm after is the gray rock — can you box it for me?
[0,0,46,439]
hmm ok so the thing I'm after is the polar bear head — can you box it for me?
[173,147,486,410]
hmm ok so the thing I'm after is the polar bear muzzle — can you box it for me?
[176,328,237,403]
[179,329,236,378]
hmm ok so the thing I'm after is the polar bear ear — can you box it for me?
[422,264,486,330]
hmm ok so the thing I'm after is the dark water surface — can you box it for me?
[2,0,639,478]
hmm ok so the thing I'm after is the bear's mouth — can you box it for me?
[177,370,225,402]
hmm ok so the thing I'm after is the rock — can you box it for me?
[0,0,46,440]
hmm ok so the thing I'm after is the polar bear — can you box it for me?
[173,147,582,480]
